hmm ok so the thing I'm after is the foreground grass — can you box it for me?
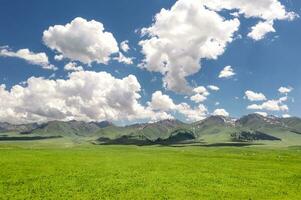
[0,143,300,199]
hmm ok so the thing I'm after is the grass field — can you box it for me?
[0,141,301,199]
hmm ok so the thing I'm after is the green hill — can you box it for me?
[1,114,301,147]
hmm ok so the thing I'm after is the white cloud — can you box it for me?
[0,47,56,70]
[54,54,64,61]
[139,0,240,93]
[120,40,130,52]
[190,86,210,103]
[148,91,175,111]
[193,86,209,95]
[247,21,275,41]
[278,86,293,94]
[0,71,173,124]
[245,90,267,101]
[43,17,119,65]
[213,109,229,117]
[247,99,288,112]
[148,91,208,122]
[203,0,297,21]
[282,114,291,118]
[203,0,298,40]
[255,112,268,117]
[64,62,83,72]
[278,96,288,102]
[113,53,133,65]
[190,94,207,103]
[219,66,235,79]
[176,103,208,122]
[207,85,220,91]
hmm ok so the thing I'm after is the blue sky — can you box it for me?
[0,0,300,124]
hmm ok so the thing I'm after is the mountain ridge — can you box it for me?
[1,114,301,146]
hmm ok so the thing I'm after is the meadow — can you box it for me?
[0,141,300,200]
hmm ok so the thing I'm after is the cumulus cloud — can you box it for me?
[148,90,208,122]
[278,86,293,94]
[139,0,296,93]
[247,99,288,112]
[278,96,288,103]
[139,0,240,93]
[0,47,56,70]
[64,62,83,72]
[207,85,220,91]
[190,86,210,103]
[203,0,298,40]
[213,109,229,117]
[148,91,175,111]
[245,90,267,101]
[120,40,130,52]
[54,54,63,61]
[190,94,208,103]
[193,86,209,95]
[247,21,275,41]
[203,0,297,21]
[176,103,208,122]
[282,114,291,118]
[0,71,173,124]
[43,17,119,65]
[113,53,133,65]
[219,66,235,79]
[255,112,268,117]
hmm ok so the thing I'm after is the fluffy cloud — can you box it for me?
[113,53,133,65]
[0,71,173,124]
[219,66,235,79]
[190,94,207,103]
[247,21,275,41]
[190,86,210,103]
[203,0,298,40]
[245,90,267,101]
[213,109,229,117]
[64,62,83,72]
[139,0,296,93]
[207,85,220,91]
[139,0,240,93]
[176,103,208,122]
[43,17,119,65]
[278,96,288,102]
[148,91,175,111]
[203,0,297,21]
[193,86,209,95]
[247,100,288,112]
[0,47,56,70]
[120,40,130,52]
[148,90,208,122]
[255,112,268,117]
[278,86,293,94]
[282,114,291,118]
[54,54,63,61]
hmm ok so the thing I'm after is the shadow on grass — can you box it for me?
[0,136,62,141]
[94,137,261,148]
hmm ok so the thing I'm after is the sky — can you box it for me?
[0,0,301,125]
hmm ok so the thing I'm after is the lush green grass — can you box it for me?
[0,142,301,199]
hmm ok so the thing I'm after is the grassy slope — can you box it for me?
[0,143,300,200]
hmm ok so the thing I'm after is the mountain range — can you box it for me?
[1,114,301,147]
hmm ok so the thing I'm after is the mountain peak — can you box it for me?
[93,121,114,128]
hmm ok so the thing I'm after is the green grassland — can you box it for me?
[0,141,301,200]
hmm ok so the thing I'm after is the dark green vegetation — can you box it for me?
[0,143,300,199]
[2,113,301,147]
